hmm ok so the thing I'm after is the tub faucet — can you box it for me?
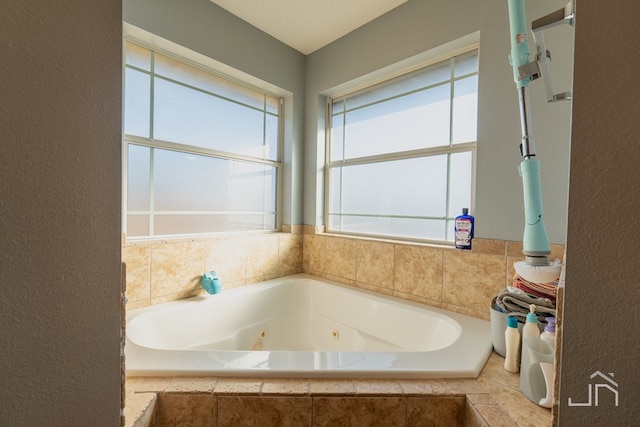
[201,271,222,294]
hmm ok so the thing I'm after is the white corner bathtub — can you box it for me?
[125,274,492,378]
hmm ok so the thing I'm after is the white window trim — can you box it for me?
[122,26,286,241]
[323,44,479,245]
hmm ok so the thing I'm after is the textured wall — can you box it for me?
[559,0,640,425]
[0,1,122,426]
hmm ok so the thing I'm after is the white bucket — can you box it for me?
[489,297,523,357]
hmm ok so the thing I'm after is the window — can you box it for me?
[124,41,282,238]
[326,49,478,243]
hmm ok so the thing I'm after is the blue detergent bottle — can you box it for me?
[454,208,475,250]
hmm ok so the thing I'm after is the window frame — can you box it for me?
[323,47,479,245]
[122,38,285,241]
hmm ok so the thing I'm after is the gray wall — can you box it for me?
[559,0,640,424]
[124,0,307,226]
[305,0,573,244]
[0,1,122,426]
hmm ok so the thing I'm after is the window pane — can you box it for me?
[153,149,225,211]
[330,113,344,161]
[329,167,343,213]
[265,97,279,115]
[333,155,448,218]
[127,215,150,237]
[329,215,446,241]
[452,75,478,144]
[454,51,479,77]
[226,161,276,212]
[124,68,150,137]
[153,149,276,213]
[135,148,277,236]
[127,145,150,211]
[125,42,151,71]
[343,84,451,159]
[265,114,279,161]
[154,213,274,235]
[345,62,451,110]
[446,219,454,241]
[448,151,473,216]
[153,78,266,158]
[155,52,266,110]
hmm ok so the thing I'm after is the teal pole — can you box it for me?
[507,0,551,264]
[519,159,551,262]
[508,0,532,88]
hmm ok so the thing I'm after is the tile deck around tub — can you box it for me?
[124,353,552,427]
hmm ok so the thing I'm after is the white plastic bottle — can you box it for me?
[504,316,520,373]
[522,304,541,339]
[540,317,556,350]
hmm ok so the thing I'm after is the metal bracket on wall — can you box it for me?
[532,1,575,102]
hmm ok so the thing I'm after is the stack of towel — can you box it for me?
[493,259,563,324]
[495,287,556,324]
[512,273,558,304]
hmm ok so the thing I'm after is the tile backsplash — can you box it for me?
[123,226,564,320]
[302,228,564,320]
[122,231,303,310]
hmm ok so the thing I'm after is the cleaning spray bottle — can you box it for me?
[454,208,474,250]
[504,316,521,373]
[540,317,556,350]
[522,304,541,339]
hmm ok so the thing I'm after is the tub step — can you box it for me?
[124,392,157,427]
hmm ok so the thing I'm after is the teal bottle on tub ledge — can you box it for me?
[454,208,474,250]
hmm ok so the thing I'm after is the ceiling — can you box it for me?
[209,0,409,55]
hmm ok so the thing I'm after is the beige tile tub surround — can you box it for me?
[150,241,204,303]
[325,235,357,281]
[123,231,303,308]
[279,233,304,276]
[122,229,563,316]
[124,353,551,426]
[205,236,247,284]
[302,233,565,321]
[443,251,505,316]
[302,233,326,275]
[121,245,151,308]
[246,234,280,279]
[355,240,395,288]
[394,244,443,302]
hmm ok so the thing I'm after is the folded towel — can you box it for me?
[513,273,558,299]
[512,280,557,304]
[496,288,556,324]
